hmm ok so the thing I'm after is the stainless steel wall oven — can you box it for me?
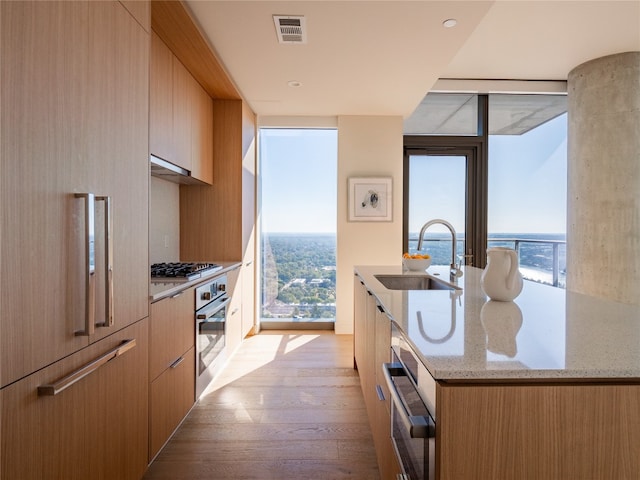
[386,323,436,480]
[195,275,229,397]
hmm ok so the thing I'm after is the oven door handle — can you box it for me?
[383,362,435,439]
[196,296,231,320]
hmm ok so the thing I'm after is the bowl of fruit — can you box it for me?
[402,253,432,271]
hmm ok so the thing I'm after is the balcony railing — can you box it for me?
[408,236,567,288]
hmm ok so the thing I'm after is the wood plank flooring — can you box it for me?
[143,331,380,480]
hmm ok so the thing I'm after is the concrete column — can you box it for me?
[567,52,640,304]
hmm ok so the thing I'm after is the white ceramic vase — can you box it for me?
[481,247,523,301]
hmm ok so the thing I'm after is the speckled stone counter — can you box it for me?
[355,265,640,382]
[150,261,241,302]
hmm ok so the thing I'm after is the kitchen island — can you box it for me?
[354,265,640,480]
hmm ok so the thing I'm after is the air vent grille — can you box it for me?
[273,15,307,44]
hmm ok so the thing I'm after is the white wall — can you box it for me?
[335,116,404,334]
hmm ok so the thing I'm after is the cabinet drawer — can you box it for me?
[150,289,194,381]
[1,319,149,480]
[149,346,195,460]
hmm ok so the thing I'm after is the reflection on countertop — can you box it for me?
[355,264,640,382]
[150,261,241,302]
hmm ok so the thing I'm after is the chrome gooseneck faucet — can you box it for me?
[417,218,463,279]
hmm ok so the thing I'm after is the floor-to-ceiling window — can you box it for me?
[404,92,567,286]
[259,128,338,329]
[488,95,567,287]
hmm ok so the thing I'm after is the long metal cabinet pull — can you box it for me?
[96,196,113,328]
[75,193,96,336]
[37,339,136,396]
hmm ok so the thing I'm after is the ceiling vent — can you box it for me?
[273,15,307,44]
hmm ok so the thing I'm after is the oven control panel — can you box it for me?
[195,275,227,310]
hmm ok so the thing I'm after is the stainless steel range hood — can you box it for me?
[150,155,207,186]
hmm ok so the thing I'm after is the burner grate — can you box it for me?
[151,262,222,282]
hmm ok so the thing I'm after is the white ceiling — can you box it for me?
[186,1,640,119]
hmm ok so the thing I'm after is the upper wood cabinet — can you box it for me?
[0,0,149,388]
[150,31,213,185]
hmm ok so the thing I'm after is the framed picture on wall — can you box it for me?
[348,177,392,222]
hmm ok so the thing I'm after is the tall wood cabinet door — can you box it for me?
[1,1,92,387]
[172,56,193,171]
[1,319,149,480]
[150,31,175,163]
[0,0,149,387]
[87,0,149,344]
[191,82,214,185]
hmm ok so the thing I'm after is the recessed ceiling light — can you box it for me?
[287,80,302,88]
[443,18,458,28]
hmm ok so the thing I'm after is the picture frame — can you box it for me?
[348,177,392,222]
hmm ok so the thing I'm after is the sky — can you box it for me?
[260,112,568,235]
[260,128,338,233]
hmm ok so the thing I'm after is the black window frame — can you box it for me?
[403,95,489,268]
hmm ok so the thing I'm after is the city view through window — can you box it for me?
[259,129,338,324]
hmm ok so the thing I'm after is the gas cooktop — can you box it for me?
[150,262,222,283]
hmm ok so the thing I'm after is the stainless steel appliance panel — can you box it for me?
[387,332,436,480]
[195,275,228,398]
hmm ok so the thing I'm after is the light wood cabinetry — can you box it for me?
[1,2,150,477]
[353,276,401,479]
[148,289,196,460]
[1,319,149,480]
[191,78,214,184]
[437,383,640,480]
[150,30,174,167]
[0,0,149,387]
[180,100,256,334]
[149,31,213,184]
[149,347,195,461]
[226,267,244,355]
[149,289,195,382]
[241,260,256,338]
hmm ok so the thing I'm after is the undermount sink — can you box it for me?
[374,274,462,291]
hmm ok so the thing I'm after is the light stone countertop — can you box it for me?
[150,261,242,303]
[355,264,640,382]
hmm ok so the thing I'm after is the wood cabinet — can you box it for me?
[180,100,256,333]
[150,31,213,184]
[149,289,196,460]
[1,3,150,477]
[0,0,149,388]
[226,267,244,355]
[241,259,256,338]
[1,319,149,480]
[436,383,640,480]
[353,276,401,479]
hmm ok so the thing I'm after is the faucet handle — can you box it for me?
[457,254,474,267]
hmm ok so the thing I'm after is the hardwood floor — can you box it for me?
[143,331,380,479]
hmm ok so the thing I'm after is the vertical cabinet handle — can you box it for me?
[74,193,113,336]
[96,195,113,328]
[75,193,96,336]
